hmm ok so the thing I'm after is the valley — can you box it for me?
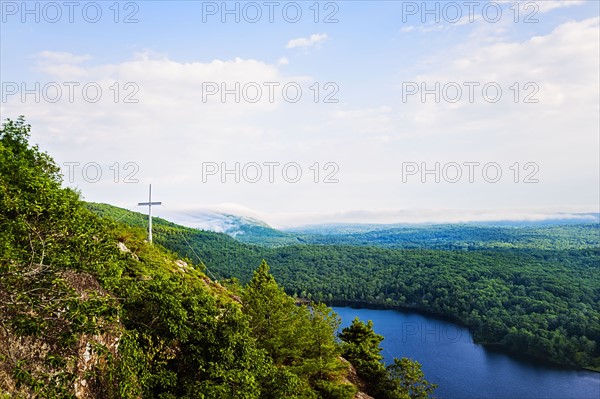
[89,203,600,371]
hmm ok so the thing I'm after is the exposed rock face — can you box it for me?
[117,241,130,253]
[355,393,376,399]
[64,271,122,398]
[339,356,375,399]
[117,241,139,260]
[0,269,122,398]
[74,331,121,398]
[174,259,191,273]
[0,332,52,396]
[61,270,108,299]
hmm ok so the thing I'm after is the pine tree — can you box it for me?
[339,318,437,399]
[242,260,306,364]
[387,358,437,399]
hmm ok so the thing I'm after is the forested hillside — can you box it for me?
[90,203,600,371]
[0,117,435,398]
[287,224,600,250]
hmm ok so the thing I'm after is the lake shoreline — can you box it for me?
[331,306,600,399]
[325,300,599,373]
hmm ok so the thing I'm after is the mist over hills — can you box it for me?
[150,208,600,250]
[284,213,600,234]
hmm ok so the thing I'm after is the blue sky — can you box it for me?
[1,1,599,227]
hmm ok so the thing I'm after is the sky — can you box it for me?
[1,0,599,227]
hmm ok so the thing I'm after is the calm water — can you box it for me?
[332,307,600,399]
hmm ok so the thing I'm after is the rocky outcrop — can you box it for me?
[339,356,375,399]
[0,269,122,398]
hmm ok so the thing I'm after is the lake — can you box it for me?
[332,307,600,399]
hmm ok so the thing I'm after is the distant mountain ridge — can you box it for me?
[284,213,600,235]
[158,210,302,246]
[157,209,600,250]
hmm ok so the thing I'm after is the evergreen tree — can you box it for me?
[388,358,437,399]
[242,259,306,364]
[339,318,437,399]
[339,318,390,395]
[242,260,356,398]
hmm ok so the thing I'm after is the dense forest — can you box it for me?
[184,212,599,250]
[0,117,435,398]
[286,224,600,250]
[89,203,600,371]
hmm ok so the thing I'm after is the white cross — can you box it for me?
[138,184,162,243]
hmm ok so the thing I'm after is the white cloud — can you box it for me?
[285,33,329,49]
[33,51,93,78]
[402,1,586,33]
[37,51,92,64]
[330,106,395,135]
[497,0,585,13]
[155,204,598,229]
[2,51,309,164]
[536,0,584,13]
[0,51,345,213]
[1,15,597,220]
[396,17,600,137]
[400,23,445,33]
